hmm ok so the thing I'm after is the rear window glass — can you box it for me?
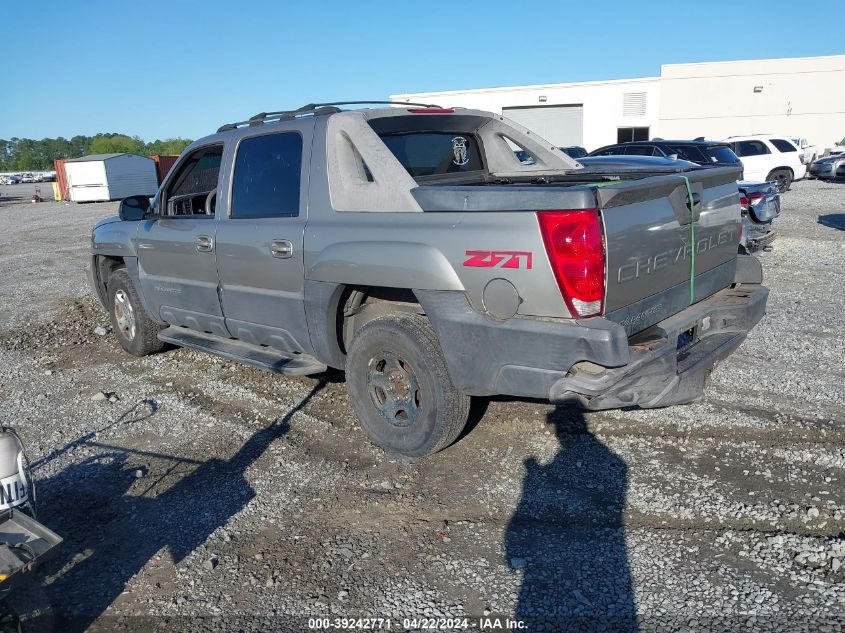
[770,138,797,153]
[561,146,587,158]
[735,140,770,157]
[705,145,740,163]
[379,132,483,178]
[231,132,302,219]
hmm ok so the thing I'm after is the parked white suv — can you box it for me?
[724,135,807,192]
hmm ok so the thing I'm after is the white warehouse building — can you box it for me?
[391,54,845,154]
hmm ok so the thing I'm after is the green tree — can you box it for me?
[145,138,192,156]
[0,133,193,170]
[88,134,145,155]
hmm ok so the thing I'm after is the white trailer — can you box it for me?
[64,153,158,203]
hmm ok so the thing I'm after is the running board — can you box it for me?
[158,327,327,376]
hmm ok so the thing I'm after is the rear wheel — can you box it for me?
[107,269,167,356]
[346,313,470,461]
[767,168,792,193]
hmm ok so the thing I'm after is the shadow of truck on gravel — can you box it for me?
[36,380,325,632]
[504,406,638,631]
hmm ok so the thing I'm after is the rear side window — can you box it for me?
[591,145,626,156]
[666,145,707,163]
[379,132,483,178]
[231,133,302,219]
[735,140,771,157]
[770,138,797,153]
[705,145,740,163]
[625,145,660,157]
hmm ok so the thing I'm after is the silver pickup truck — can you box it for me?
[88,103,768,460]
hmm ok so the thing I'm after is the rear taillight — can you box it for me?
[739,196,749,206]
[799,153,806,165]
[537,210,605,318]
[748,191,764,201]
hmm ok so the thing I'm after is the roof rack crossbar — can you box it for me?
[217,100,443,133]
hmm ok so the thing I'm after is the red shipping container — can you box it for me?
[149,155,179,185]
[54,159,70,201]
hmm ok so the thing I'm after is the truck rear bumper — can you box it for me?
[549,284,768,409]
[416,281,767,409]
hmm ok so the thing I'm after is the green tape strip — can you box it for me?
[683,176,696,305]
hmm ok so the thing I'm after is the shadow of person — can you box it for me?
[37,379,326,632]
[818,213,845,231]
[504,405,637,632]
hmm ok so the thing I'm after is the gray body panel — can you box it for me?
[213,120,314,353]
[134,216,226,336]
[88,106,767,410]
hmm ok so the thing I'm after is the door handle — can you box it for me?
[196,235,214,252]
[270,239,293,259]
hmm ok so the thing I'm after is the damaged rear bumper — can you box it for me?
[549,284,768,409]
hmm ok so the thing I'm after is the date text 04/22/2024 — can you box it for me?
[307,617,528,630]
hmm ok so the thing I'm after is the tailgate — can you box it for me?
[597,167,743,336]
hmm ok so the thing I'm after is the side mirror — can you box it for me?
[119,195,151,221]
[668,154,679,160]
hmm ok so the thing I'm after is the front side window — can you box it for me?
[735,140,770,157]
[165,146,223,216]
[378,132,484,178]
[770,138,797,153]
[231,133,302,219]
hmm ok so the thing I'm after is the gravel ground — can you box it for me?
[0,180,843,632]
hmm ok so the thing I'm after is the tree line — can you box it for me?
[0,134,193,171]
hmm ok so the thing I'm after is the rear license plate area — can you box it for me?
[676,326,696,351]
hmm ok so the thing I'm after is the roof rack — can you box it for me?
[217,100,443,133]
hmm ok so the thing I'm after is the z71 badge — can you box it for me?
[463,250,533,269]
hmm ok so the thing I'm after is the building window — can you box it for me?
[618,127,650,143]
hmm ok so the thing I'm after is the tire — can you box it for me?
[345,313,470,461]
[106,268,167,357]
[767,169,793,193]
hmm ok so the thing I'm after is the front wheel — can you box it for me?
[345,313,470,461]
[106,268,167,357]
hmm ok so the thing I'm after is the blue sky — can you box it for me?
[2,0,843,141]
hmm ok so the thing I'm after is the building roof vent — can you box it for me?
[623,92,647,117]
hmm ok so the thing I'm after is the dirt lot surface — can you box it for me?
[0,181,843,632]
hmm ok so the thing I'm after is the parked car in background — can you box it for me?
[738,181,780,253]
[825,137,845,157]
[724,136,806,192]
[792,137,817,163]
[577,155,700,171]
[579,155,779,254]
[809,154,845,180]
[20,173,37,183]
[587,139,743,172]
[0,175,21,185]
[560,146,587,159]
